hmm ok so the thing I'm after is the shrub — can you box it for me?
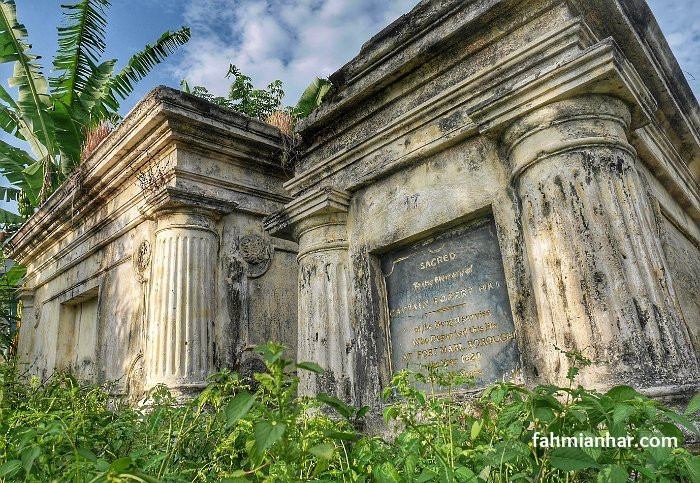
[0,344,697,482]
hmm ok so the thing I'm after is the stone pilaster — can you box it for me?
[267,188,355,400]
[145,209,219,391]
[504,94,698,390]
[15,288,35,360]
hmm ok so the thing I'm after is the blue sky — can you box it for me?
[15,0,698,112]
[1,0,698,212]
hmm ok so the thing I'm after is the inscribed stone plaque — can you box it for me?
[381,216,519,389]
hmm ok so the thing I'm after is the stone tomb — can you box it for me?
[266,0,700,409]
[381,216,519,388]
[8,88,298,398]
[9,0,700,408]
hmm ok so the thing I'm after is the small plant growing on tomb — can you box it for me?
[181,69,332,170]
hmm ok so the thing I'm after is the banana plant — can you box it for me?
[293,77,331,119]
[0,0,190,225]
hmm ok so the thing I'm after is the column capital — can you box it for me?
[502,94,636,181]
[17,286,36,302]
[140,186,238,220]
[264,187,350,240]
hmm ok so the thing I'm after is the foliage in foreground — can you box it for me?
[0,343,698,482]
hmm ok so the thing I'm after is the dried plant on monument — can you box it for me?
[182,67,331,171]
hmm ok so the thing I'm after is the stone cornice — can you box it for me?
[297,0,700,165]
[6,87,285,265]
[284,34,655,197]
[470,39,656,133]
[139,186,239,219]
[264,188,350,239]
[296,0,510,136]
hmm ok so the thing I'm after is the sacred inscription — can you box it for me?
[381,216,519,389]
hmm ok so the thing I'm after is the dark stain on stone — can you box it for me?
[226,257,245,368]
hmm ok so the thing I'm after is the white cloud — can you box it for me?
[172,0,417,104]
[647,0,700,95]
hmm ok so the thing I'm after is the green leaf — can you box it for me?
[606,385,642,402]
[20,446,40,474]
[549,447,600,471]
[309,442,335,460]
[415,468,438,482]
[658,422,684,444]
[685,392,700,416]
[225,391,255,428]
[0,207,24,227]
[0,186,19,202]
[0,0,58,201]
[596,464,628,483]
[534,406,555,422]
[317,393,354,419]
[612,404,634,424]
[0,460,21,477]
[77,447,98,463]
[296,361,324,374]
[683,455,700,482]
[254,420,286,456]
[372,461,401,483]
[454,466,477,482]
[664,410,699,435]
[294,77,331,118]
[109,456,133,472]
[470,420,482,441]
[50,0,110,106]
[104,27,190,106]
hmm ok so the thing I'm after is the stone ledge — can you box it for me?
[6,87,286,266]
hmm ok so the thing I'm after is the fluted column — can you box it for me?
[15,288,35,361]
[145,209,218,391]
[504,94,698,388]
[269,188,355,400]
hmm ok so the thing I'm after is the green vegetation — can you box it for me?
[0,343,697,482]
[182,65,331,123]
[181,65,285,122]
[0,0,189,221]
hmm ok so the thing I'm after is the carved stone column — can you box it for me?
[145,209,219,391]
[15,288,35,360]
[270,188,355,400]
[504,95,698,389]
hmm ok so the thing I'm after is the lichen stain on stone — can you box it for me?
[225,257,245,368]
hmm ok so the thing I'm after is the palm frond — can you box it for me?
[77,58,115,121]
[0,206,24,228]
[51,100,84,173]
[104,27,190,107]
[0,186,20,202]
[0,138,41,203]
[0,1,55,159]
[50,0,110,106]
[0,262,26,289]
[0,0,56,201]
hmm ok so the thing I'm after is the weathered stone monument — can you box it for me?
[9,0,700,407]
[8,89,298,397]
[265,0,700,407]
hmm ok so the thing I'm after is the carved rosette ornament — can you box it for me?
[239,234,272,278]
[133,240,152,283]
